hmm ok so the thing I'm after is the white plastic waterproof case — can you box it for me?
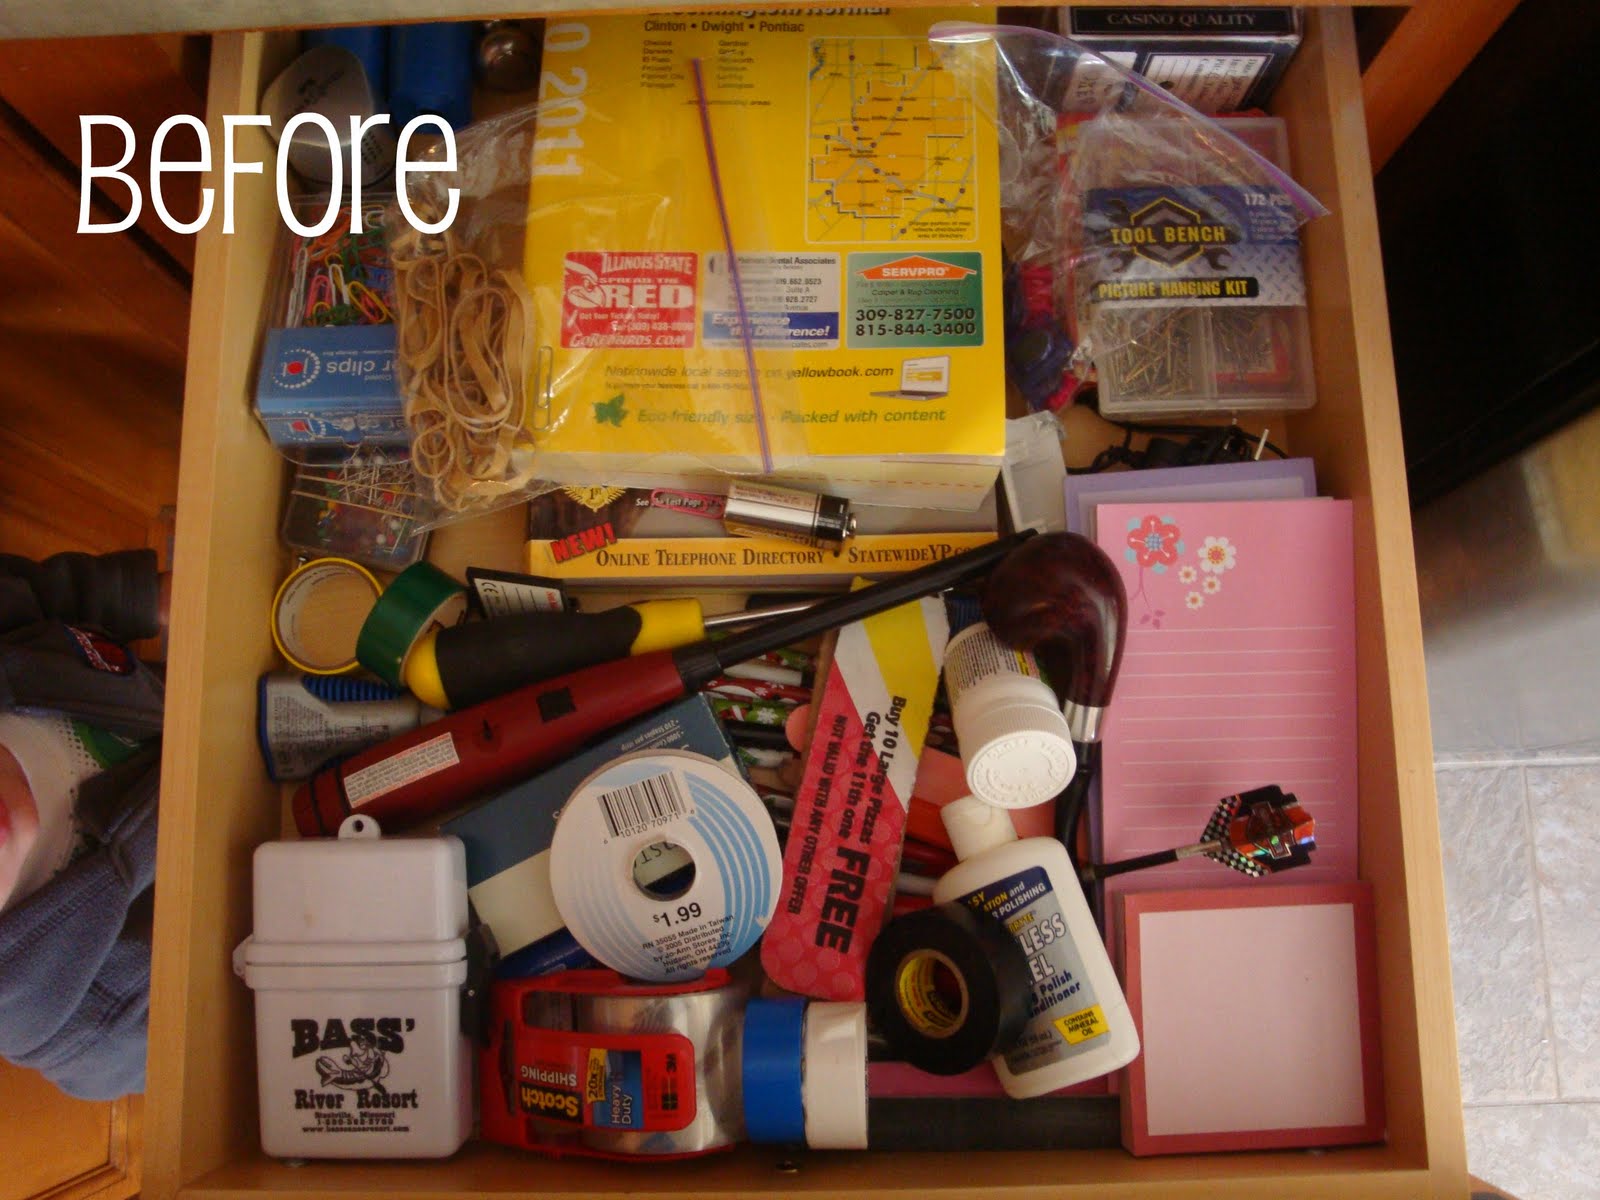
[233,815,473,1158]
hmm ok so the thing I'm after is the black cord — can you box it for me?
[1055,742,1100,868]
[1107,415,1290,460]
[1066,388,1290,473]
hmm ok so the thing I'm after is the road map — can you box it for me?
[807,37,978,244]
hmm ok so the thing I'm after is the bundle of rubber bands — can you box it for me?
[389,224,544,516]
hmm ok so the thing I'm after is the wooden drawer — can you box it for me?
[144,9,1469,1198]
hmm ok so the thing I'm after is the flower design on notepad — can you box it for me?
[1199,535,1237,573]
[1126,514,1183,626]
[1126,514,1184,572]
[1185,591,1205,610]
[1178,565,1198,584]
[1202,575,1221,595]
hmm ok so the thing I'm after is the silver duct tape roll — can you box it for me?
[573,984,746,1155]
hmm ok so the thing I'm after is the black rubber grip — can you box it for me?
[432,607,645,709]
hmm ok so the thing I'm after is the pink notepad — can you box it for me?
[1119,884,1384,1155]
[1095,499,1357,941]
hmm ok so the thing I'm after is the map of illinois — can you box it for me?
[807,37,978,243]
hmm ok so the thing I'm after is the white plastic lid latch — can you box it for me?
[339,813,382,840]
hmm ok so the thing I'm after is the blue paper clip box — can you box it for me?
[254,324,408,449]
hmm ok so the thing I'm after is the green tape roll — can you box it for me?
[355,561,468,688]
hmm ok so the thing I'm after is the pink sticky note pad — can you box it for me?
[1119,883,1384,1156]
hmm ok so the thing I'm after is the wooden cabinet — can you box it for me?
[0,1067,140,1200]
[142,9,1469,1198]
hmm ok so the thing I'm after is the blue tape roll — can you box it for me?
[742,998,807,1144]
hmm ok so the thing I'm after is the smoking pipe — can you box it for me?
[980,532,1128,853]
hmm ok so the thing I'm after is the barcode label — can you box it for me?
[597,771,689,838]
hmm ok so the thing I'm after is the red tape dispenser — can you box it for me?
[482,969,745,1160]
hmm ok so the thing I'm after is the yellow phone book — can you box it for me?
[521,10,1006,509]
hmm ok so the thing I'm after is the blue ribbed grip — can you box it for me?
[300,674,406,703]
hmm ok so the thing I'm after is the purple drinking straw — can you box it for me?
[690,57,774,474]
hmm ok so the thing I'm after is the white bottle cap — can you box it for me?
[960,696,1077,809]
[944,623,1076,809]
[942,795,1020,862]
[802,1002,869,1149]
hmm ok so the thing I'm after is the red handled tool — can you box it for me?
[293,532,1031,835]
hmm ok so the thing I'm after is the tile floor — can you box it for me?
[1435,759,1600,1199]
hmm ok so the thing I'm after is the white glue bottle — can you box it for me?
[933,796,1139,1097]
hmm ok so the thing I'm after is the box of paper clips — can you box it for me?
[254,197,408,450]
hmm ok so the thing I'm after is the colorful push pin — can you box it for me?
[1080,785,1316,882]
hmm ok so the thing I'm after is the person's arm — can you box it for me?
[0,551,163,643]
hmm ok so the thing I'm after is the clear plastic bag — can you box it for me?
[932,21,1328,418]
[392,12,1020,522]
[388,52,810,523]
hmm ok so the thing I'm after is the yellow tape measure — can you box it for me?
[270,557,383,675]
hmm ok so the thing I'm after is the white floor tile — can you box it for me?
[1435,768,1557,1103]
[1464,1103,1600,1200]
[1526,765,1600,1100]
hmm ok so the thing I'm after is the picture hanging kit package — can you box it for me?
[255,198,407,451]
[1074,114,1319,416]
[937,24,1327,418]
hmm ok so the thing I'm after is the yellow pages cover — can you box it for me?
[522,9,1005,509]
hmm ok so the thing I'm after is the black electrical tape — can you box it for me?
[866,901,1032,1076]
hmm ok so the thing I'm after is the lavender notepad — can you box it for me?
[1063,458,1317,538]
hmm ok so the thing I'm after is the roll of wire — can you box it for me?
[573,982,746,1155]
